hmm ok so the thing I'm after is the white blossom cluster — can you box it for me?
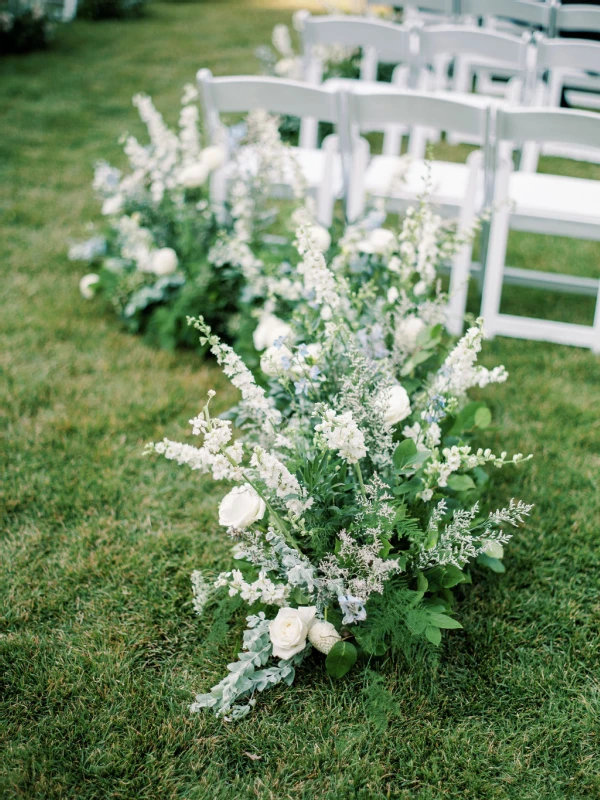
[314,408,367,465]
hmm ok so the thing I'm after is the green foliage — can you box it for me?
[77,0,147,20]
[325,640,358,679]
[0,4,51,55]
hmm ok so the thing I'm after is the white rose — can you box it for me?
[483,540,504,559]
[384,384,412,427]
[395,315,425,352]
[101,195,123,216]
[387,286,399,304]
[260,344,293,378]
[308,620,341,654]
[269,606,316,659]
[359,227,396,255]
[311,225,331,253]
[200,145,226,172]
[253,314,292,352]
[151,247,178,276]
[179,162,210,189]
[79,273,100,299]
[218,484,266,529]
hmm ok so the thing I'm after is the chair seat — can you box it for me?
[229,145,344,197]
[509,172,600,238]
[364,157,483,212]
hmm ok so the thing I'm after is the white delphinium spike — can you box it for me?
[250,446,313,517]
[295,225,342,310]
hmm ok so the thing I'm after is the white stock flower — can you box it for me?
[79,273,100,299]
[384,384,412,427]
[200,144,226,171]
[358,228,396,255]
[307,620,341,654]
[151,247,178,276]
[218,484,266,529]
[315,408,367,465]
[311,225,332,253]
[269,606,316,659]
[253,314,292,352]
[179,162,210,188]
[395,315,425,353]
[101,195,123,216]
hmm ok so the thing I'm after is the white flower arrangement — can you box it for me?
[147,203,533,720]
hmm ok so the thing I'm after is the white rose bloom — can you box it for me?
[151,247,179,276]
[179,162,210,188]
[384,384,412,427]
[101,195,123,216]
[387,286,399,304]
[395,315,425,352]
[269,606,316,659]
[359,228,396,255]
[483,540,504,559]
[253,314,292,352]
[79,273,100,299]
[200,145,226,171]
[311,225,331,253]
[307,620,341,654]
[260,344,293,378]
[218,484,266,529]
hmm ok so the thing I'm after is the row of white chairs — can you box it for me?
[300,14,600,163]
[367,0,600,38]
[198,70,600,352]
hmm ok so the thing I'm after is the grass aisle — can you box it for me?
[1,3,600,797]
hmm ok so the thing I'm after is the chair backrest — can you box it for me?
[535,36,600,74]
[555,4,600,35]
[345,86,491,140]
[197,69,341,143]
[302,15,412,84]
[461,0,552,30]
[418,24,529,68]
[303,15,412,61]
[495,107,600,152]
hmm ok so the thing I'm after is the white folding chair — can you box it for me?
[552,6,600,111]
[414,24,529,148]
[459,0,550,97]
[197,70,343,227]
[343,87,493,333]
[300,15,414,151]
[481,107,600,351]
[521,37,600,170]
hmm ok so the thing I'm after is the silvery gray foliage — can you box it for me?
[189,613,302,720]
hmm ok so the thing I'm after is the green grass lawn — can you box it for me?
[2,3,600,798]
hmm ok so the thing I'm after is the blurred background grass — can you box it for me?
[1,3,600,798]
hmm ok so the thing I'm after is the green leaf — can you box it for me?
[292,587,313,605]
[354,631,389,656]
[393,439,417,469]
[448,401,486,435]
[440,565,469,589]
[474,406,492,428]
[478,553,506,573]
[405,608,429,636]
[425,625,442,646]
[447,474,476,492]
[416,571,428,592]
[427,613,463,630]
[325,641,358,679]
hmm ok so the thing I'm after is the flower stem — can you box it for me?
[354,462,367,501]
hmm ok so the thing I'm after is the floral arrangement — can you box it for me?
[148,201,533,719]
[0,0,52,55]
[73,94,309,353]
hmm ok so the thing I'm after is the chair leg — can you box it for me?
[592,283,600,354]
[480,163,513,338]
[316,134,338,228]
[446,152,481,336]
[346,136,370,224]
